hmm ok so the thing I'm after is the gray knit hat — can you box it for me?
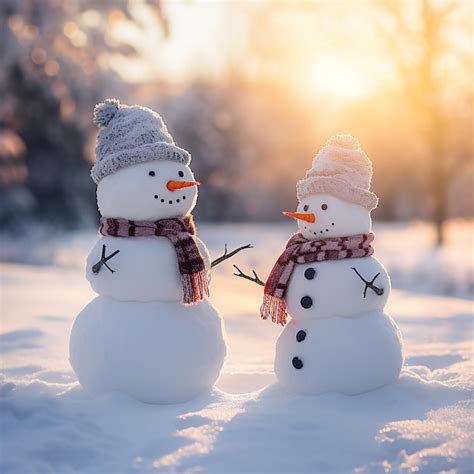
[90,98,191,184]
[296,135,378,210]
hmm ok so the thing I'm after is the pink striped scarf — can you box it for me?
[99,215,209,304]
[261,233,375,325]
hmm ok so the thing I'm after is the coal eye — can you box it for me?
[178,170,184,178]
[149,171,155,177]
[303,205,309,212]
[321,204,328,210]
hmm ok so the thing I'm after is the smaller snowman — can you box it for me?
[236,135,403,395]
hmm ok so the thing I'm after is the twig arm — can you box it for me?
[211,244,253,268]
[92,244,120,274]
[351,267,384,297]
[233,265,265,287]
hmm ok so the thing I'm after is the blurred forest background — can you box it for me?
[0,0,472,245]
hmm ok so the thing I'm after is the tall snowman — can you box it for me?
[240,135,403,395]
[70,99,226,404]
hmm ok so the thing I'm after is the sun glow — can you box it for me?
[305,56,372,100]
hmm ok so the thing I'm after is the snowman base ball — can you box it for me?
[275,312,403,396]
[70,297,226,404]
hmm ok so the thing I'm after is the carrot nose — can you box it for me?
[166,180,200,192]
[282,211,316,223]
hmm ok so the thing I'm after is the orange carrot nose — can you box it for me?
[166,180,200,192]
[282,211,316,223]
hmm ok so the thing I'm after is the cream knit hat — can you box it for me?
[296,134,378,210]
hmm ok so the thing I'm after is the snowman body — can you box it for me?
[70,160,226,404]
[275,193,403,395]
[86,235,210,302]
[275,258,403,395]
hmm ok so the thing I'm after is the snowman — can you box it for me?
[236,135,403,395]
[70,99,246,404]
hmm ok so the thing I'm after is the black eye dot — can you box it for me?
[321,204,328,210]
[178,170,184,178]
[149,171,155,177]
[169,200,172,204]
[154,195,158,199]
[303,204,309,212]
[182,196,186,200]
[304,268,316,280]
[176,199,180,203]
[161,199,165,203]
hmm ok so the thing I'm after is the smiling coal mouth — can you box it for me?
[153,194,188,204]
[304,223,336,235]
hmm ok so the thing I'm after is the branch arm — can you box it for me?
[92,244,120,274]
[233,265,265,287]
[351,267,384,297]
[211,244,253,268]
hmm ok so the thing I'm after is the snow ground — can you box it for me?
[0,221,473,473]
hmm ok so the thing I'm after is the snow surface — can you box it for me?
[1,221,473,473]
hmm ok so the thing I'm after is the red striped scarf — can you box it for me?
[261,233,375,325]
[99,215,209,304]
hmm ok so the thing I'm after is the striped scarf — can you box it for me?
[99,215,209,304]
[261,232,375,325]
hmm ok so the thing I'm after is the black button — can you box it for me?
[292,357,303,369]
[296,330,306,342]
[300,296,313,309]
[304,268,316,280]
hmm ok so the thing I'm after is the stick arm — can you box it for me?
[210,244,253,268]
[233,265,265,287]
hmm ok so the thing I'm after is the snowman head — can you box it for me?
[285,135,378,239]
[91,99,198,220]
[285,194,371,239]
[97,161,198,220]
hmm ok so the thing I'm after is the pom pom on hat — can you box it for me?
[93,98,121,128]
[326,134,360,150]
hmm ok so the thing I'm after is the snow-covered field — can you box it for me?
[1,221,473,473]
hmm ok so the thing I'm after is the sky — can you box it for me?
[73,0,472,109]
[109,2,247,84]
[107,1,394,101]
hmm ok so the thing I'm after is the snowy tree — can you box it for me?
[0,0,166,229]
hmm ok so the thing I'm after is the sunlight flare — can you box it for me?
[306,56,371,99]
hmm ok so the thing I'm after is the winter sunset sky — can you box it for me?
[104,1,472,104]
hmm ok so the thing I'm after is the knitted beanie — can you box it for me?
[90,98,190,184]
[296,134,378,210]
